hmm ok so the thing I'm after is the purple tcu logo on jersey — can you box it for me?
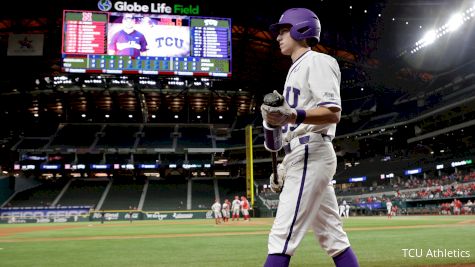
[284,86,300,108]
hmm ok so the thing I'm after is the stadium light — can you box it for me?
[446,13,464,31]
[420,29,437,46]
[408,6,474,54]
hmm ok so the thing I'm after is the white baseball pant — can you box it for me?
[268,133,351,257]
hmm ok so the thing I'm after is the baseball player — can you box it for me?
[386,199,393,219]
[339,200,346,217]
[240,196,251,221]
[222,199,231,222]
[211,199,222,224]
[231,195,241,221]
[345,201,350,218]
[108,13,148,57]
[261,8,359,267]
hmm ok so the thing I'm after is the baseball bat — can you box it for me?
[271,150,279,187]
[263,92,284,189]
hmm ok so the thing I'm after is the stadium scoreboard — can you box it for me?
[61,10,232,77]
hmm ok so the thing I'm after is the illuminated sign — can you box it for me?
[183,163,202,169]
[138,164,158,169]
[22,155,47,161]
[71,164,86,170]
[436,164,444,170]
[380,173,394,179]
[40,164,61,170]
[404,168,422,175]
[90,164,110,169]
[104,1,200,15]
[451,159,472,167]
[121,164,135,170]
[61,10,231,77]
[348,176,366,183]
[21,165,36,171]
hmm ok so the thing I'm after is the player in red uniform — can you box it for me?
[240,196,251,221]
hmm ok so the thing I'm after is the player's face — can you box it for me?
[276,27,299,56]
[123,15,135,29]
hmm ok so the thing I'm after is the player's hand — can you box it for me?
[261,90,296,127]
[270,163,286,193]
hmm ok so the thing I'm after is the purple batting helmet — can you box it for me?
[269,8,321,44]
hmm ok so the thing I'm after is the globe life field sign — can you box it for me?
[99,0,199,15]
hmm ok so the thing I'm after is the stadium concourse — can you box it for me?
[0,0,475,266]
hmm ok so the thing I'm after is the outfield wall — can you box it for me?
[0,207,214,224]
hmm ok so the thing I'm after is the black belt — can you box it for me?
[283,134,331,154]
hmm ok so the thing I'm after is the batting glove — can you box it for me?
[270,163,286,193]
[261,90,296,127]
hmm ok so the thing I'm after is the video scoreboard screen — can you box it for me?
[61,10,232,77]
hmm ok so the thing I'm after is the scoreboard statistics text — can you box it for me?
[61,10,232,77]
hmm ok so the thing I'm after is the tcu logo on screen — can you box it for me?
[204,19,218,27]
[155,37,185,48]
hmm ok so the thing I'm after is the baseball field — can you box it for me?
[0,215,474,267]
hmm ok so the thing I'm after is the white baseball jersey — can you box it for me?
[232,199,241,211]
[268,51,350,257]
[212,202,221,212]
[222,202,230,217]
[211,202,222,218]
[339,204,345,216]
[280,51,341,142]
[386,201,393,213]
[223,202,230,211]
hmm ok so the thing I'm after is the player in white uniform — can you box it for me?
[261,8,359,267]
[231,195,241,221]
[345,202,350,218]
[339,200,346,217]
[211,199,222,224]
[222,199,231,222]
[386,200,393,219]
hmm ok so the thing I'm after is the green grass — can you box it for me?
[0,216,474,266]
